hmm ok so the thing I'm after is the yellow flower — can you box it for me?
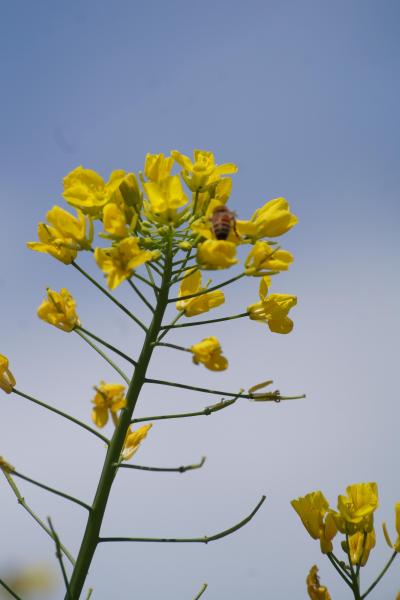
[144,153,174,182]
[346,530,376,566]
[45,206,93,249]
[144,175,189,225]
[91,382,126,428]
[382,502,400,552]
[248,279,297,334]
[121,424,152,461]
[0,354,16,394]
[102,203,129,239]
[63,166,129,217]
[291,491,337,553]
[190,337,228,371]
[27,223,77,264]
[94,238,160,289]
[306,566,331,600]
[197,240,238,270]
[245,241,293,275]
[176,269,225,317]
[336,482,378,534]
[171,149,237,191]
[37,288,80,332]
[0,456,15,472]
[237,197,298,239]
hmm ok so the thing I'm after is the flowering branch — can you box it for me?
[12,388,109,444]
[127,279,155,313]
[116,456,206,473]
[72,261,148,332]
[361,551,397,598]
[193,583,208,599]
[131,396,241,425]
[75,329,131,384]
[12,470,91,511]
[160,312,248,330]
[168,272,247,302]
[0,578,22,600]
[98,495,266,544]
[48,517,72,599]
[2,470,75,565]
[76,325,137,366]
[145,378,304,402]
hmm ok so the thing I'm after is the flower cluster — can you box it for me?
[293,482,400,598]
[27,149,298,371]
[292,483,379,560]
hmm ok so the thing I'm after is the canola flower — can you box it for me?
[91,382,127,428]
[190,337,228,371]
[37,288,80,332]
[0,354,16,394]
[13,149,303,599]
[293,483,399,599]
[306,565,331,600]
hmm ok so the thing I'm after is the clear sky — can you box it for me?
[1,1,400,599]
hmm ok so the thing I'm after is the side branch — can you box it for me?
[131,397,240,424]
[168,272,247,302]
[2,470,75,566]
[75,329,131,384]
[160,312,249,330]
[98,496,266,544]
[0,578,22,600]
[48,518,71,599]
[193,583,208,600]
[12,389,109,444]
[13,471,91,511]
[117,456,206,473]
[76,326,137,366]
[144,379,304,402]
[72,261,148,333]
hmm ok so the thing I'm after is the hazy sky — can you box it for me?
[1,1,400,599]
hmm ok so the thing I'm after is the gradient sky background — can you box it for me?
[1,1,400,598]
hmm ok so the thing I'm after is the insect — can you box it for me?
[210,205,239,240]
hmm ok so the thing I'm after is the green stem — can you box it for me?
[98,495,265,543]
[160,312,249,330]
[116,456,206,473]
[76,326,137,366]
[361,551,397,598]
[193,583,208,600]
[67,231,174,599]
[148,261,163,277]
[127,279,155,313]
[156,310,185,343]
[168,272,246,302]
[85,589,93,600]
[75,329,131,384]
[2,470,75,566]
[132,270,159,291]
[12,389,109,444]
[144,263,159,296]
[145,378,298,401]
[327,553,352,587]
[13,471,91,511]
[131,397,240,424]
[154,342,191,353]
[0,578,22,600]
[48,518,71,599]
[72,261,148,333]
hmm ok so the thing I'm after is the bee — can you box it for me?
[210,205,239,240]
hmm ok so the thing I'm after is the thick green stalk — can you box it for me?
[67,235,173,599]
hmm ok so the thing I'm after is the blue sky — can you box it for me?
[1,1,400,598]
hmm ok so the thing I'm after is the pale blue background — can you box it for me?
[1,1,399,598]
